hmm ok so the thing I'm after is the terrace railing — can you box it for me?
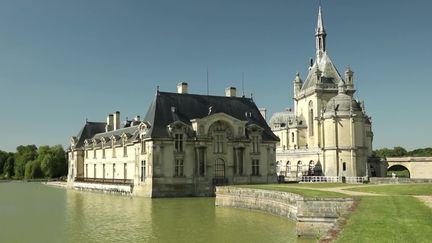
[74,177,133,185]
[301,176,368,184]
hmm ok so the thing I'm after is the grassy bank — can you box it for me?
[235,183,432,242]
[335,196,432,243]
[345,184,432,196]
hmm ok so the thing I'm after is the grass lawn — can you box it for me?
[345,184,432,196]
[335,196,432,243]
[234,184,349,198]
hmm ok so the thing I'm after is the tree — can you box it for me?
[14,145,38,178]
[0,150,9,175]
[374,146,407,158]
[3,156,15,178]
[39,145,67,178]
[24,160,43,179]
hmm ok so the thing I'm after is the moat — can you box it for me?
[0,182,313,243]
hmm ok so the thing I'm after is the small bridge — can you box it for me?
[385,157,432,179]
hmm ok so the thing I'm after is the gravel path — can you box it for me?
[415,196,432,209]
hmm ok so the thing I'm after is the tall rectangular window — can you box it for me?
[175,134,184,152]
[252,136,259,153]
[123,144,128,157]
[102,164,105,179]
[124,163,127,180]
[93,149,96,159]
[175,159,184,177]
[93,164,96,179]
[233,148,244,175]
[199,148,205,176]
[238,149,244,175]
[112,164,116,179]
[252,159,260,176]
[141,140,146,155]
[85,164,88,177]
[214,134,224,153]
[141,160,146,182]
[85,149,88,159]
[102,147,106,159]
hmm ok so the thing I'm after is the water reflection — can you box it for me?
[1,183,313,243]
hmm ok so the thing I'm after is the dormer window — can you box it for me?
[141,137,146,155]
[123,140,128,157]
[174,133,184,152]
[251,135,260,153]
[112,141,116,158]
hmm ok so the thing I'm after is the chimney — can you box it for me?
[106,114,114,132]
[114,111,120,130]
[225,87,236,97]
[177,82,188,94]
[259,108,267,120]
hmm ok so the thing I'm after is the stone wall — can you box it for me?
[369,177,432,184]
[215,186,354,237]
[215,187,301,220]
[296,198,354,236]
[74,182,132,195]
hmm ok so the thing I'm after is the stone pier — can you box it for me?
[215,186,354,237]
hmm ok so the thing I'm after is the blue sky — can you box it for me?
[0,0,431,152]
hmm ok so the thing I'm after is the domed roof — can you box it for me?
[325,93,362,114]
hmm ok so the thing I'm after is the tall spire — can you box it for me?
[315,4,327,58]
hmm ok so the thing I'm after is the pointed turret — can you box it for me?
[345,66,354,89]
[315,5,327,59]
[293,72,302,97]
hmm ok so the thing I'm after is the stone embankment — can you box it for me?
[73,182,132,195]
[370,177,432,184]
[215,186,354,237]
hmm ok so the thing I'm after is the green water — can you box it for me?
[0,182,314,243]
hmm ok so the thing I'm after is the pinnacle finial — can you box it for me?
[338,80,346,94]
[315,3,327,57]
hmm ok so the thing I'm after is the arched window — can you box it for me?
[297,161,302,177]
[308,160,315,176]
[286,161,291,175]
[308,101,314,136]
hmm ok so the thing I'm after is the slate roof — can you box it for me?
[143,91,279,142]
[301,52,343,90]
[92,126,140,146]
[74,122,106,148]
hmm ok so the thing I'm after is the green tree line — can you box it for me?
[373,146,432,158]
[0,144,67,180]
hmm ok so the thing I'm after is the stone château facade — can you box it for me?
[68,84,279,197]
[270,6,375,180]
